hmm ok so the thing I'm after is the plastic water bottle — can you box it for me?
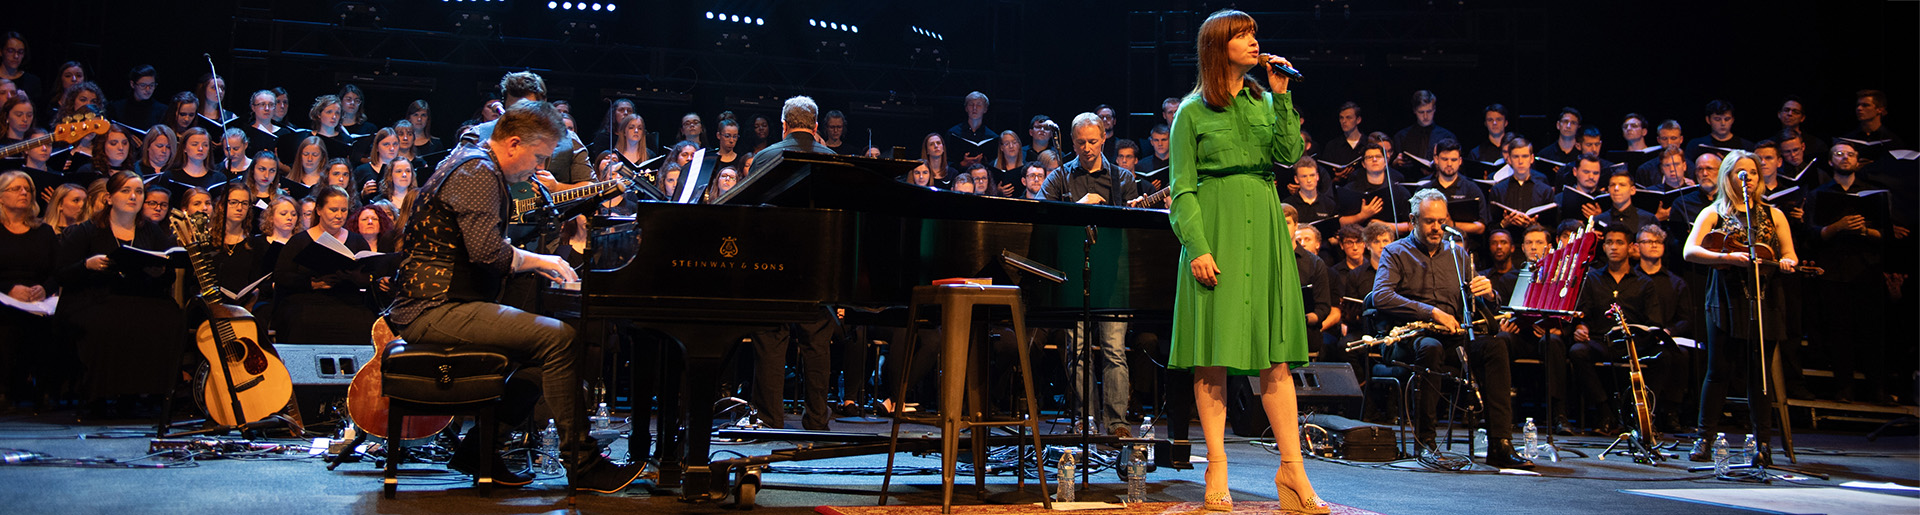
[1056,450,1077,502]
[1522,418,1539,460]
[1139,416,1156,465]
[1473,428,1488,457]
[1126,445,1147,505]
[1741,434,1758,467]
[594,402,612,431]
[539,419,562,474]
[1712,432,1730,477]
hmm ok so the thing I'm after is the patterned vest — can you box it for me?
[397,150,512,304]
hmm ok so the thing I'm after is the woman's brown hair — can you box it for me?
[1189,9,1266,110]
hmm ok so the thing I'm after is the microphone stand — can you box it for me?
[1078,225,1098,490]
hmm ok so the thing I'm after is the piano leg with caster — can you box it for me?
[645,322,773,502]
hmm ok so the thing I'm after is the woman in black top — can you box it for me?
[1,171,59,406]
[712,118,749,173]
[73,123,136,182]
[272,186,376,345]
[1682,150,1800,457]
[164,127,229,194]
[281,136,326,201]
[403,100,444,162]
[133,125,177,179]
[336,84,370,136]
[211,186,267,303]
[53,171,187,408]
[1,95,32,144]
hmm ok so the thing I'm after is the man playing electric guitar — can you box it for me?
[1369,189,1533,469]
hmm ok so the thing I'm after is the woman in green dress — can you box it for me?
[1167,9,1328,514]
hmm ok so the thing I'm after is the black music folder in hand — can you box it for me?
[294,231,390,274]
[1559,186,1603,217]
[1632,185,1696,213]
[1304,216,1341,240]
[1812,189,1891,226]
[110,245,190,269]
[1604,146,1664,172]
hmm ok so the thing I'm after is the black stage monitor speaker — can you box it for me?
[1303,413,1397,462]
[1293,362,1363,420]
[1230,362,1366,437]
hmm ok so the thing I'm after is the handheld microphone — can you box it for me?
[1259,54,1306,82]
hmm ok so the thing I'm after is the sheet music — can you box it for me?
[0,294,57,316]
[674,148,709,204]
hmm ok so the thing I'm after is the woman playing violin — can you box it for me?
[1680,149,1796,462]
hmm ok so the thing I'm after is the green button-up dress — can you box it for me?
[1167,87,1311,375]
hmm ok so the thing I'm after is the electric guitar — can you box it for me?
[180,212,294,427]
[509,175,633,225]
[0,110,109,159]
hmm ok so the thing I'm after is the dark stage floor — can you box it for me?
[0,409,1916,515]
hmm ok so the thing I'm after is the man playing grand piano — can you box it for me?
[385,99,645,492]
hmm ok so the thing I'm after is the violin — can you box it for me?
[1698,231,1823,276]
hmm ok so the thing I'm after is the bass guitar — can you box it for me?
[180,212,295,427]
[0,110,108,159]
[344,318,452,442]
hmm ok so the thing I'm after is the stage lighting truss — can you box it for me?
[446,11,498,36]
[556,20,602,43]
[706,11,766,26]
[808,19,858,34]
[333,2,385,28]
[548,1,619,13]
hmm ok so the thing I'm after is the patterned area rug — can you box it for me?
[816,500,1386,515]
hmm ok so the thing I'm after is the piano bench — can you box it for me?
[881,284,1052,512]
[380,342,517,499]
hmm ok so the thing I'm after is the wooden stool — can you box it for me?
[879,284,1051,513]
[380,342,516,498]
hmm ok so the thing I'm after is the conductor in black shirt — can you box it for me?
[744,95,841,430]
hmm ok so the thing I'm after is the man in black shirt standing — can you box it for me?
[1489,138,1555,231]
[1393,90,1455,163]
[744,96,842,431]
[1805,148,1892,402]
[1371,189,1532,468]
[1684,100,1754,159]
[1319,102,1367,173]
[1595,168,1658,233]
[107,65,167,130]
[1426,139,1488,239]
[1841,89,1907,150]
[946,91,997,170]
[1468,104,1516,166]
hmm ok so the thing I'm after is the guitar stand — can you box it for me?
[1598,429,1667,465]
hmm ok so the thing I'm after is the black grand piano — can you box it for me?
[542,152,1179,500]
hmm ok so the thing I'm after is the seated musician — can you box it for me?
[1567,223,1681,435]
[384,99,644,492]
[1369,189,1532,468]
[1039,112,1139,206]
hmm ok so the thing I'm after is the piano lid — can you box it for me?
[714,151,1173,231]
